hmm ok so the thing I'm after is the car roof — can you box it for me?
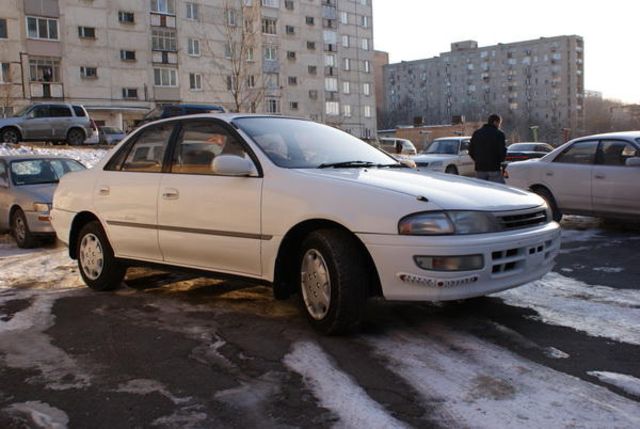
[572,131,640,141]
[433,136,471,141]
[136,113,311,128]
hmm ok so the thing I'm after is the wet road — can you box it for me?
[0,217,639,428]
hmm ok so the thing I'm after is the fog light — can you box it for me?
[414,255,484,272]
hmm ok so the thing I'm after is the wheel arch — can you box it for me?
[68,211,102,259]
[272,218,382,301]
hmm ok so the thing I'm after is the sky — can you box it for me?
[372,0,639,104]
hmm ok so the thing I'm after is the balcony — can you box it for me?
[30,82,63,99]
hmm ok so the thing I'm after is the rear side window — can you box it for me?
[599,140,639,166]
[554,141,597,165]
[72,106,86,117]
[49,106,72,117]
[119,123,174,173]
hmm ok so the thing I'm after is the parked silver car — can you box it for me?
[98,126,127,145]
[0,155,86,247]
[0,103,95,145]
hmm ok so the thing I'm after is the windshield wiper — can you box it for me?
[318,161,377,169]
[376,163,409,168]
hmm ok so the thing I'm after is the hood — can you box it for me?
[0,117,22,127]
[413,154,458,163]
[13,183,56,204]
[296,168,543,212]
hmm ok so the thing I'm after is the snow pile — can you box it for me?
[496,272,640,346]
[0,143,109,168]
[588,372,640,398]
[4,401,69,429]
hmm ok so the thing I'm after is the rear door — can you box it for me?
[544,140,598,213]
[48,105,73,140]
[93,122,176,261]
[157,118,263,276]
[592,139,640,216]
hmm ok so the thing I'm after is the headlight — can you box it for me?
[399,211,501,235]
[33,202,51,213]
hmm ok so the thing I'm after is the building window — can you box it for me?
[340,12,348,24]
[285,0,294,10]
[325,77,337,92]
[26,16,58,40]
[308,65,317,75]
[289,101,298,110]
[262,18,277,34]
[264,73,279,89]
[151,0,175,15]
[153,68,177,87]
[361,38,369,51]
[325,54,336,67]
[307,41,316,50]
[308,90,318,100]
[80,66,98,79]
[342,81,350,94]
[120,50,136,61]
[286,51,296,60]
[152,29,177,51]
[363,82,371,96]
[265,98,280,114]
[305,16,314,25]
[342,35,349,48]
[364,105,372,118]
[363,60,370,73]
[185,2,199,20]
[285,25,295,35]
[344,58,351,71]
[118,11,135,24]
[325,101,339,116]
[246,75,256,88]
[0,18,6,38]
[264,46,277,61]
[246,47,255,61]
[0,63,10,83]
[29,57,60,82]
[226,9,237,26]
[343,104,351,117]
[78,26,96,39]
[360,15,369,28]
[261,0,279,8]
[189,73,202,90]
[122,88,138,99]
[187,38,200,56]
[288,76,297,86]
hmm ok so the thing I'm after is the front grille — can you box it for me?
[415,162,430,167]
[491,238,557,278]
[496,209,547,231]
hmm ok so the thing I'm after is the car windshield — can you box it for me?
[10,159,85,186]
[101,127,122,134]
[234,117,398,168]
[424,140,460,155]
[142,107,163,122]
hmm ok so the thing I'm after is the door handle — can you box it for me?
[98,186,110,196]
[162,188,179,200]
[545,172,554,177]
[594,174,605,179]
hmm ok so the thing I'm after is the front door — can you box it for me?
[21,105,53,140]
[592,139,640,216]
[93,122,175,261]
[157,119,263,276]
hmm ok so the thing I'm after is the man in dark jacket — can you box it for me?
[469,114,507,183]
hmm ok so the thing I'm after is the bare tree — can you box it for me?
[0,83,15,118]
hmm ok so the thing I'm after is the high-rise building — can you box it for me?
[383,36,584,141]
[0,0,376,137]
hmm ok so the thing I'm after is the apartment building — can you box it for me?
[383,36,585,141]
[0,0,376,136]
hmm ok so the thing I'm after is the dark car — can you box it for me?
[506,142,554,162]
[139,104,226,125]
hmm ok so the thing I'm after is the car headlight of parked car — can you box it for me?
[428,161,443,168]
[399,211,501,235]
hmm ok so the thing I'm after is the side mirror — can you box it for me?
[211,155,257,176]
[625,157,640,167]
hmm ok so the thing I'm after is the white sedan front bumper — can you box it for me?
[358,222,560,301]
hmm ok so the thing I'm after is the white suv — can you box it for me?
[51,115,560,334]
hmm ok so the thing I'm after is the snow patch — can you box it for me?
[543,347,570,359]
[588,372,640,398]
[0,245,82,289]
[284,341,408,429]
[592,267,625,273]
[368,327,640,428]
[115,379,192,405]
[0,143,109,168]
[496,272,640,346]
[5,401,69,429]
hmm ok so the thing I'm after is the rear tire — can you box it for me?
[66,128,85,146]
[445,165,458,175]
[11,208,36,248]
[533,187,562,222]
[76,221,125,291]
[298,229,368,335]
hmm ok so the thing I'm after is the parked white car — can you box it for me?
[506,131,640,221]
[51,115,560,334]
[413,136,475,176]
[379,137,417,156]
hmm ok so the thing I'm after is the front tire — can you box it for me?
[445,165,459,175]
[11,208,36,248]
[298,229,368,335]
[533,187,562,222]
[1,127,21,144]
[76,221,125,291]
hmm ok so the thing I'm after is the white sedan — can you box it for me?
[506,131,640,222]
[412,137,475,176]
[51,115,560,335]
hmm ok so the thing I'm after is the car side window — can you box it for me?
[599,140,638,166]
[49,105,72,117]
[72,106,86,117]
[28,105,50,118]
[554,141,597,165]
[121,123,174,173]
[171,121,248,175]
